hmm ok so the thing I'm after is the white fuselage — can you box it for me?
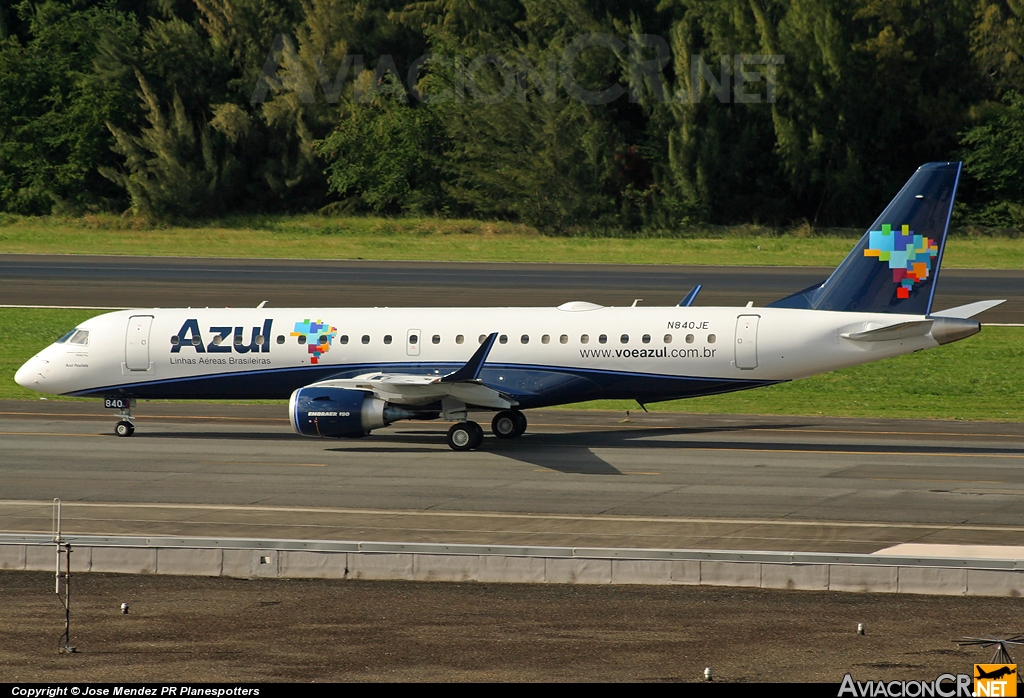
[15,304,940,407]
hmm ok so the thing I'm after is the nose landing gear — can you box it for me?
[107,398,136,437]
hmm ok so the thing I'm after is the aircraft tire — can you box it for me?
[512,410,527,437]
[115,420,134,437]
[447,422,479,451]
[468,421,484,449]
[491,411,519,438]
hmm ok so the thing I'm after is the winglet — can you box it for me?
[440,332,498,383]
[678,285,702,307]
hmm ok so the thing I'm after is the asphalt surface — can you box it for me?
[2,402,1022,553]
[0,254,1020,322]
[1,253,1020,683]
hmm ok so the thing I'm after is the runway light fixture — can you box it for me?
[858,623,865,635]
[704,667,713,682]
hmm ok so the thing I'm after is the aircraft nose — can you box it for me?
[15,357,44,388]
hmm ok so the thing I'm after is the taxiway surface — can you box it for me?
[0,254,1020,322]
[2,402,1022,554]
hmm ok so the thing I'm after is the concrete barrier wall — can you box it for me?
[3,539,1022,597]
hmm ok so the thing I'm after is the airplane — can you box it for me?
[14,161,1005,451]
[975,666,1017,681]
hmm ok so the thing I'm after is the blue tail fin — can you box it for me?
[768,162,962,315]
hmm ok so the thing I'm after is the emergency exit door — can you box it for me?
[734,315,760,370]
[125,315,154,371]
[406,329,421,356]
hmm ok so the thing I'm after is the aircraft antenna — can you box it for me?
[956,635,1024,682]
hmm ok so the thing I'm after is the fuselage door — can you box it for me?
[125,315,154,371]
[734,314,760,370]
[406,329,421,356]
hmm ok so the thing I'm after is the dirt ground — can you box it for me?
[2,572,1021,683]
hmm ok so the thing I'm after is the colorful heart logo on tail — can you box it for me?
[864,224,938,299]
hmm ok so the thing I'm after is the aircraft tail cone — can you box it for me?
[930,317,981,345]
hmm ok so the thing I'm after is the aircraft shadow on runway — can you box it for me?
[128,423,1023,476]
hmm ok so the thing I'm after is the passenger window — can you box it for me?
[642,334,651,344]
[598,334,607,344]
[708,334,717,344]
[192,336,202,346]
[432,335,441,344]
[521,335,529,344]
[581,334,589,344]
[664,334,673,344]
[384,335,393,345]
[233,334,243,345]
[298,336,307,345]
[409,334,418,344]
[456,335,465,344]
[499,334,508,344]
[340,335,349,344]
[686,334,694,344]
[212,335,223,345]
[479,335,487,344]
[276,335,285,345]
[560,335,568,344]
[361,335,370,344]
[255,335,265,346]
[319,334,328,344]
[170,335,180,346]
[620,334,629,344]
[541,334,550,344]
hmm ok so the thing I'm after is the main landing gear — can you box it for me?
[491,410,527,439]
[447,421,483,451]
[446,411,527,451]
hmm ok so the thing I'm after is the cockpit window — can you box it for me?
[58,329,89,345]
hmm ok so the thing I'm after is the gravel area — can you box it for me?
[2,571,1020,682]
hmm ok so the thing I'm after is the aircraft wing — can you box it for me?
[301,332,516,410]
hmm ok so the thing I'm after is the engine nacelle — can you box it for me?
[289,387,414,438]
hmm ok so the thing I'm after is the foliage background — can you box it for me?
[0,0,1021,232]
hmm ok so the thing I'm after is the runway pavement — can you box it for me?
[0,254,1020,322]
[1,254,1020,560]
[2,401,1021,554]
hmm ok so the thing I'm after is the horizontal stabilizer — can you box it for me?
[930,300,1005,319]
[440,332,497,383]
[840,320,933,342]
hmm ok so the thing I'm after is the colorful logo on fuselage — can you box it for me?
[864,223,939,299]
[291,319,337,364]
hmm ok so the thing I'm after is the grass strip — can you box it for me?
[2,308,1020,421]
[0,214,1020,268]
[567,326,1023,421]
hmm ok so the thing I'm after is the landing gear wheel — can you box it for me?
[114,420,135,437]
[491,411,519,438]
[468,421,484,449]
[492,410,527,438]
[512,411,527,437]
[447,421,482,451]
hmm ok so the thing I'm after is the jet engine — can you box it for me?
[289,387,416,438]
